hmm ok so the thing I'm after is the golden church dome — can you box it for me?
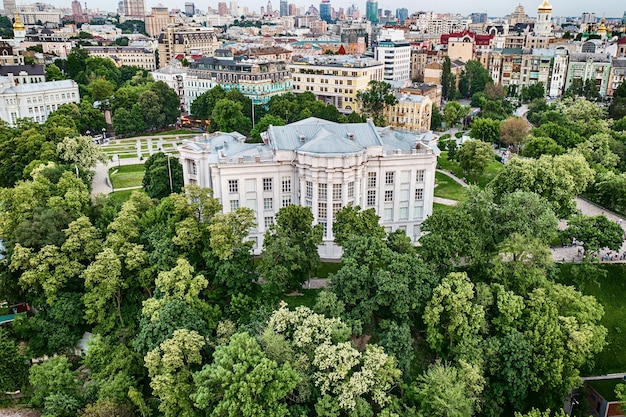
[538,0,552,12]
[13,12,25,31]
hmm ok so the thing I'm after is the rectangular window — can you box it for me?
[333,184,342,200]
[400,189,410,202]
[282,177,291,193]
[319,183,327,199]
[368,172,377,188]
[264,197,273,210]
[246,198,257,210]
[367,190,376,206]
[319,221,328,238]
[416,170,425,182]
[228,179,239,193]
[399,206,409,220]
[415,188,424,200]
[230,200,239,211]
[264,216,274,229]
[318,202,327,219]
[245,178,256,191]
[347,181,354,198]
[282,195,292,207]
[385,190,394,202]
[263,177,273,191]
[400,170,410,183]
[333,202,342,217]
[414,205,424,220]
[385,171,395,184]
[306,181,313,199]
[384,207,393,221]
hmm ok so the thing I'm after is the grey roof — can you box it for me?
[377,128,441,155]
[0,79,77,94]
[0,64,45,76]
[181,132,273,164]
[611,58,626,68]
[267,117,382,155]
[569,52,611,63]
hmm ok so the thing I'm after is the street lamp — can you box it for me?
[102,127,106,140]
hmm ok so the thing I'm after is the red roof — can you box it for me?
[440,30,493,46]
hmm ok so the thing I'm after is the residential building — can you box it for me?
[617,37,626,59]
[84,46,157,70]
[0,78,80,126]
[185,49,291,109]
[423,59,464,87]
[151,61,187,111]
[608,59,626,97]
[586,378,625,417]
[218,2,227,16]
[0,64,46,84]
[399,83,442,108]
[157,26,220,64]
[564,52,611,97]
[469,12,487,24]
[0,41,24,65]
[123,0,145,20]
[177,117,439,258]
[385,93,432,132]
[145,5,176,37]
[16,6,62,26]
[289,54,384,114]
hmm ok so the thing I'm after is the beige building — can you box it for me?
[608,59,626,97]
[385,93,432,133]
[289,55,384,114]
[145,5,176,37]
[84,46,157,70]
[423,59,464,87]
[447,33,474,62]
[399,84,442,108]
[157,26,220,64]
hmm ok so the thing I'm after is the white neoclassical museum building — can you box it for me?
[178,117,439,258]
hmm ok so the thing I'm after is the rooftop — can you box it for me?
[0,79,78,94]
[291,54,382,68]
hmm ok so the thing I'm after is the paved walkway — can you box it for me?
[91,157,146,198]
[433,196,460,206]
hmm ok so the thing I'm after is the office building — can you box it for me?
[3,0,16,16]
[280,0,288,16]
[145,5,175,37]
[395,8,407,25]
[178,118,439,258]
[320,0,331,22]
[375,30,411,84]
[366,0,377,23]
[184,2,195,16]
[469,12,487,24]
[123,0,145,20]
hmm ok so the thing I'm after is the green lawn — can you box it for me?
[314,261,342,278]
[109,164,145,189]
[559,264,626,375]
[107,188,145,204]
[586,379,623,401]
[437,151,503,188]
[434,171,467,201]
[281,289,322,309]
[433,202,457,214]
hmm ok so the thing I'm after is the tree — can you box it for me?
[88,78,115,102]
[500,117,529,150]
[470,117,501,143]
[191,86,226,120]
[142,152,184,199]
[258,205,323,295]
[57,135,107,170]
[332,205,386,247]
[356,80,398,126]
[46,64,66,81]
[458,60,492,98]
[29,356,80,408]
[79,399,135,417]
[0,328,27,391]
[562,215,624,259]
[423,272,486,360]
[431,105,443,130]
[211,98,252,134]
[248,114,285,142]
[456,140,494,184]
[443,101,469,129]
[441,56,457,101]
[144,329,206,417]
[520,83,545,103]
[521,136,564,159]
[192,332,300,417]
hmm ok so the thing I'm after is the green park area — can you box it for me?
[437,150,503,189]
[434,171,467,201]
[108,164,145,189]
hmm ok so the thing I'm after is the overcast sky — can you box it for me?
[65,0,625,19]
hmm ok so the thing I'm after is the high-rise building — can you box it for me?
[266,0,273,14]
[3,0,16,16]
[365,0,377,23]
[320,0,331,22]
[395,8,407,24]
[123,0,145,19]
[184,2,194,16]
[71,0,83,16]
[145,5,174,37]
[375,29,411,83]
[469,12,487,23]
[581,12,595,23]
[622,10,626,24]
[218,2,227,16]
[279,0,287,16]
[288,3,296,15]
[229,1,237,16]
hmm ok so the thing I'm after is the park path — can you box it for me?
[91,157,146,198]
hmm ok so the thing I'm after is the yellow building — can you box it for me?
[385,93,432,132]
[289,55,383,114]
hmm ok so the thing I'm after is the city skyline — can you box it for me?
[21,0,625,19]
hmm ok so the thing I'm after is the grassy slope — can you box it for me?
[109,164,145,189]
[434,171,467,201]
[437,151,503,188]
